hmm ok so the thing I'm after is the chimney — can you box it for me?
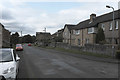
[90,13,96,23]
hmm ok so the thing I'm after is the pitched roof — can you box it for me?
[0,23,5,28]
[58,28,64,32]
[64,24,76,31]
[74,9,120,30]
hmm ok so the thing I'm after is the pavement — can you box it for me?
[16,44,119,78]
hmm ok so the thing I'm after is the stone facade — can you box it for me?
[36,32,51,46]
[98,19,120,44]
[63,9,120,47]
[63,26,71,44]
[0,23,11,48]
[72,28,96,46]
[63,24,76,45]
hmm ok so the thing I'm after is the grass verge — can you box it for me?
[44,46,112,58]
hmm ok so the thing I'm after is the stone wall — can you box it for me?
[49,42,118,57]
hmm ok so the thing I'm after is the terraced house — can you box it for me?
[63,9,120,46]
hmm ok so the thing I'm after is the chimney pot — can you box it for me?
[90,13,96,23]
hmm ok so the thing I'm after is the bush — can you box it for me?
[116,50,120,59]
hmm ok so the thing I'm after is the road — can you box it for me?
[16,44,118,78]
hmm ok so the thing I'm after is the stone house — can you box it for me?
[63,24,76,45]
[0,23,11,48]
[52,29,64,42]
[36,32,51,46]
[71,9,120,46]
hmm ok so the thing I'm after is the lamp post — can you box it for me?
[106,5,115,45]
[106,5,115,56]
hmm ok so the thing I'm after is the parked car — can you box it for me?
[16,44,23,51]
[28,43,31,46]
[0,48,20,80]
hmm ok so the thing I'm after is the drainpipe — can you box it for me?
[82,29,84,46]
[70,30,71,46]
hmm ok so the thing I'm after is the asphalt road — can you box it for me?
[16,44,118,78]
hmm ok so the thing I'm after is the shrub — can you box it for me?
[96,27,105,44]
[116,50,120,59]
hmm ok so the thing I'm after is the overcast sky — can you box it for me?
[0,0,119,36]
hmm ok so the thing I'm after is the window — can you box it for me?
[78,39,81,45]
[88,27,94,34]
[0,50,13,62]
[64,32,67,36]
[101,24,105,31]
[115,21,118,30]
[115,38,118,44]
[109,38,112,44]
[86,38,89,44]
[109,22,112,30]
[57,33,58,37]
[75,30,80,35]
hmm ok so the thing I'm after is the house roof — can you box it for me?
[64,24,76,31]
[58,28,64,33]
[0,23,5,28]
[73,9,120,30]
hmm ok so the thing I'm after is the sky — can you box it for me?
[0,0,119,36]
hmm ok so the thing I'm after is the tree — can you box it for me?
[96,27,105,44]
[22,34,36,43]
[54,36,63,42]
[10,32,19,45]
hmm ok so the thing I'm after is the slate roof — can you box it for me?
[74,9,120,30]
[0,23,5,28]
[64,24,76,31]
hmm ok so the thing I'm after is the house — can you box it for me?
[52,28,64,42]
[0,23,11,48]
[71,9,120,46]
[36,32,51,46]
[63,24,76,45]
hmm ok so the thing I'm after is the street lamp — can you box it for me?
[106,5,115,55]
[106,5,115,44]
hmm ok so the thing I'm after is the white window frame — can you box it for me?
[64,32,67,36]
[115,21,118,30]
[109,22,112,30]
[75,30,80,35]
[88,27,94,34]
[101,23,105,31]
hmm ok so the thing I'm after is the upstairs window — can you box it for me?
[75,30,80,35]
[64,32,67,36]
[109,22,112,30]
[101,24,105,31]
[88,27,94,34]
[115,21,118,30]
